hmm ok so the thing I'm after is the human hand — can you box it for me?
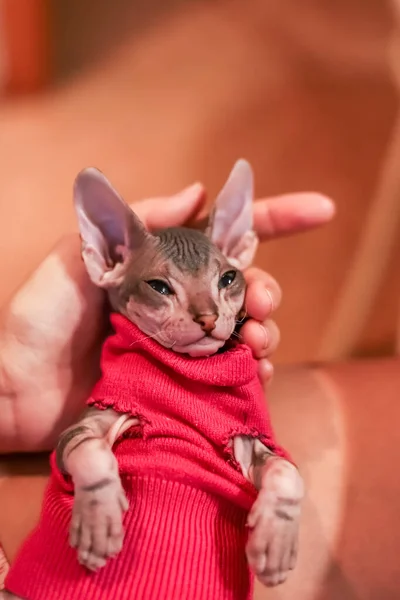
[240,192,335,384]
[0,183,334,452]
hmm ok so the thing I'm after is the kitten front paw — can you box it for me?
[246,458,303,587]
[70,477,128,571]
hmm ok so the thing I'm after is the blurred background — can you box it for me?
[1,0,399,366]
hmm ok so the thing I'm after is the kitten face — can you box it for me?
[73,161,258,355]
[108,228,246,357]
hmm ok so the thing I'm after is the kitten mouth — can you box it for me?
[188,336,216,345]
[194,332,228,344]
[172,336,225,350]
[167,332,229,350]
[209,332,230,342]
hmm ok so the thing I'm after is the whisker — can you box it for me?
[235,319,248,326]
[129,330,163,347]
[236,306,248,325]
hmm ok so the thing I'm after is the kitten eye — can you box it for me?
[218,270,237,289]
[147,280,174,295]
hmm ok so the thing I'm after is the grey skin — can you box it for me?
[1,161,303,599]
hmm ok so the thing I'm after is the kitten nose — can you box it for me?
[193,313,218,334]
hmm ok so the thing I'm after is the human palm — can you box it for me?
[0,184,334,453]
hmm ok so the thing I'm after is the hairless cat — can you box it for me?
[2,160,304,600]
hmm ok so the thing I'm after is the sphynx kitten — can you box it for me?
[2,160,303,600]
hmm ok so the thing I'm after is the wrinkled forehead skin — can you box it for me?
[114,226,245,309]
[155,227,216,273]
[110,227,245,312]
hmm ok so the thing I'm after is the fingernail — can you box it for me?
[258,323,269,349]
[265,288,274,312]
[181,182,203,197]
[259,359,274,384]
[320,197,336,217]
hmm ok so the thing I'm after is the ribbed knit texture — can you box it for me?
[5,314,290,600]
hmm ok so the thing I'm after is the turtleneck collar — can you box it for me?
[109,313,258,388]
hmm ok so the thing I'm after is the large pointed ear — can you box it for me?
[73,167,149,288]
[206,159,258,270]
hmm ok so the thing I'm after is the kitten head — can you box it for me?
[73,160,259,357]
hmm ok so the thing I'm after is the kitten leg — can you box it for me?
[57,407,138,571]
[233,437,304,587]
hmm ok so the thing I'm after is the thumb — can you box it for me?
[132,183,207,231]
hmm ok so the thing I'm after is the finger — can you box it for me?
[244,267,281,292]
[253,193,335,242]
[190,192,335,238]
[243,271,281,323]
[132,183,207,231]
[258,359,274,386]
[240,319,280,360]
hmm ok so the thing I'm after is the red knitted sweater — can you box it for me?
[6,314,289,600]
